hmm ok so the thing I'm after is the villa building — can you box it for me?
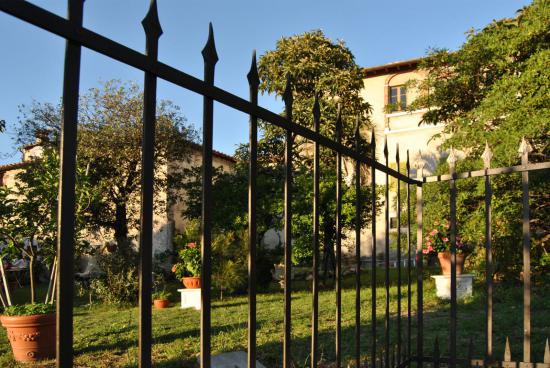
[356,58,447,258]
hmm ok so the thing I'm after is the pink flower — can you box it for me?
[171,265,177,273]
[443,237,449,242]
[430,229,438,236]
[187,242,197,249]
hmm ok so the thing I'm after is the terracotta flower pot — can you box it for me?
[437,251,466,275]
[153,299,170,309]
[182,276,201,289]
[1,313,55,362]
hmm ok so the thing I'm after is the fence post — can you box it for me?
[311,94,321,368]
[371,129,378,368]
[519,138,533,366]
[355,118,362,368]
[384,138,390,368]
[396,144,402,365]
[200,22,218,368]
[406,150,412,362]
[481,142,493,364]
[56,1,84,366]
[247,51,259,368]
[448,148,458,368]
[283,74,294,368]
[336,106,343,368]
[415,152,425,368]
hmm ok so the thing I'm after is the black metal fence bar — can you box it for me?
[384,139,391,368]
[200,23,218,368]
[0,0,417,186]
[355,122,362,368]
[416,156,425,368]
[520,139,532,364]
[139,2,162,366]
[371,130,378,368]
[482,143,493,363]
[56,1,83,366]
[396,145,402,365]
[247,51,259,368]
[448,150,458,368]
[283,75,293,368]
[336,111,343,368]
[406,151,412,362]
[311,95,321,368]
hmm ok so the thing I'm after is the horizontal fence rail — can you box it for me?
[2,1,548,368]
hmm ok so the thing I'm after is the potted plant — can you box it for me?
[152,290,171,309]
[0,151,94,362]
[423,220,471,275]
[171,242,201,289]
[0,303,55,362]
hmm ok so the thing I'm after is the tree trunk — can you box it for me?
[29,256,35,304]
[114,202,129,246]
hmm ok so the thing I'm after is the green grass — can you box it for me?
[0,268,548,367]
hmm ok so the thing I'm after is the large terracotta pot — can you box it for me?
[437,251,466,275]
[182,276,201,289]
[1,313,55,362]
[153,299,170,309]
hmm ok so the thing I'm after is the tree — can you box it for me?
[0,148,94,304]
[15,80,198,246]
[410,0,550,279]
[182,31,378,280]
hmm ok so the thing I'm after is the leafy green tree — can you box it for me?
[182,31,378,280]
[0,148,95,303]
[410,0,549,279]
[15,80,197,246]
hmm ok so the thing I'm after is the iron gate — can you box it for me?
[1,1,549,368]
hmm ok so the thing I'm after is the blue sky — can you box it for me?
[0,0,531,165]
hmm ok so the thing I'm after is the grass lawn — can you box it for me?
[0,268,548,367]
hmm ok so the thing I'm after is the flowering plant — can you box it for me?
[423,220,470,255]
[171,242,201,278]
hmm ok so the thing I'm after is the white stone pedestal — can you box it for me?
[177,288,201,310]
[431,274,473,300]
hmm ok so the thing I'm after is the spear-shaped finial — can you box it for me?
[518,137,533,157]
[202,23,219,66]
[282,73,293,110]
[504,337,512,362]
[406,150,410,172]
[142,0,163,41]
[247,50,259,90]
[312,93,320,125]
[447,146,458,170]
[544,338,549,364]
[396,143,400,164]
[481,141,493,169]
[383,136,388,159]
[335,103,342,138]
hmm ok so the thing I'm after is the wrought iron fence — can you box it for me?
[1,1,549,368]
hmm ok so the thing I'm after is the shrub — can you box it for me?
[2,303,54,316]
[89,239,139,305]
